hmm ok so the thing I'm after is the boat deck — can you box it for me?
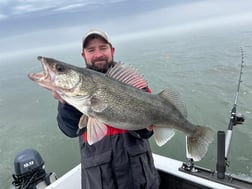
[45,154,252,189]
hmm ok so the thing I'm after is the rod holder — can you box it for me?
[216,131,226,179]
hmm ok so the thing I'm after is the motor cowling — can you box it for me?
[14,149,44,176]
[12,149,57,189]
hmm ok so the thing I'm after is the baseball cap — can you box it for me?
[82,29,112,48]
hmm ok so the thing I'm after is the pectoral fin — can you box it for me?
[78,114,88,129]
[86,117,107,145]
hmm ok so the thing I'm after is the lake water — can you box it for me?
[1,22,252,188]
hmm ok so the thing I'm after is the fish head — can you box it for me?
[28,56,82,96]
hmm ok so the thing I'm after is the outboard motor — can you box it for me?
[12,149,57,189]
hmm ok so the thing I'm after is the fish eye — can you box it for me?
[55,64,65,72]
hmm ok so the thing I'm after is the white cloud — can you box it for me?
[0,0,127,17]
[12,4,47,14]
[1,0,91,16]
[0,13,7,20]
[53,3,88,12]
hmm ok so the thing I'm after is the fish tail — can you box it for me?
[186,125,214,161]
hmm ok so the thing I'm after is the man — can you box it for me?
[52,29,160,189]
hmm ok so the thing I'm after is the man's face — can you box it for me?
[82,35,115,73]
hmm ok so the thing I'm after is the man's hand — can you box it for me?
[52,91,65,104]
[147,125,154,131]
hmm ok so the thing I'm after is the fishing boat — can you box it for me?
[11,50,252,189]
[11,150,252,189]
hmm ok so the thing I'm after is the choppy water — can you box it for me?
[1,23,252,188]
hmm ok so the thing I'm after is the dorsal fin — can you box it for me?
[106,62,148,89]
[158,89,187,117]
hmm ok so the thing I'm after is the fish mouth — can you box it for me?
[28,56,56,91]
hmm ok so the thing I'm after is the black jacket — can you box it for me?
[57,102,160,189]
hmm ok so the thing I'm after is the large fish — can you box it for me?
[28,56,214,161]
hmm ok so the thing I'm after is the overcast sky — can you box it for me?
[1,0,252,54]
[0,0,190,36]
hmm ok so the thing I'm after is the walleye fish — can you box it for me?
[28,56,214,161]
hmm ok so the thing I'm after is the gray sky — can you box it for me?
[1,0,252,54]
[0,0,188,36]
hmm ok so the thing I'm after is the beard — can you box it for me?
[86,57,114,73]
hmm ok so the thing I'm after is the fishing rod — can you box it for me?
[216,48,245,179]
[225,47,245,160]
